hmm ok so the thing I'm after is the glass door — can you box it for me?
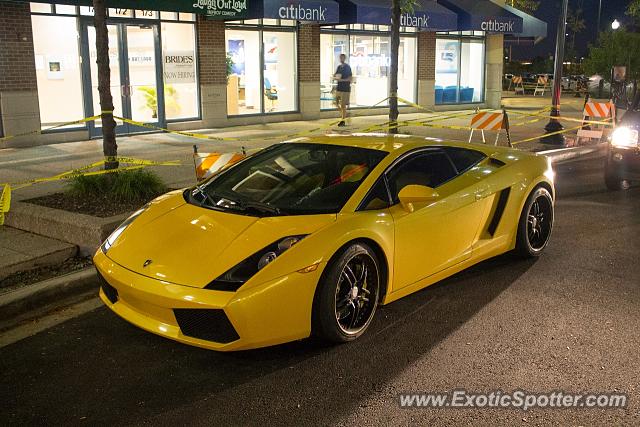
[81,21,164,137]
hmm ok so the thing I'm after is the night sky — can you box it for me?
[513,0,631,60]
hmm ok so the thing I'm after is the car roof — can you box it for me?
[286,133,516,157]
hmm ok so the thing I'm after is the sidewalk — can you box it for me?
[0,95,590,202]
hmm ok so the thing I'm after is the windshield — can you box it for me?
[188,143,388,216]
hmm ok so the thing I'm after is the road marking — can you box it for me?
[0,297,102,348]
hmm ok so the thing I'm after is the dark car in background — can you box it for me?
[605,96,640,190]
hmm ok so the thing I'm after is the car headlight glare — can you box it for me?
[611,127,639,148]
[101,205,148,254]
[206,235,307,292]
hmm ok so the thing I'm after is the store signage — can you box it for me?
[265,1,339,23]
[164,51,196,84]
[400,13,431,29]
[193,0,248,18]
[480,18,515,32]
[348,4,456,31]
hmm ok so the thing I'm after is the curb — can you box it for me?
[539,143,607,164]
[0,268,98,325]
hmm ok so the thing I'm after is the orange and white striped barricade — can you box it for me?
[512,76,525,95]
[534,76,549,96]
[576,101,616,144]
[193,147,246,181]
[469,110,512,147]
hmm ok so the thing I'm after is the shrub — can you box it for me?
[67,169,167,203]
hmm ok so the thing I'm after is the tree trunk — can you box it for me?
[93,0,118,170]
[389,0,401,135]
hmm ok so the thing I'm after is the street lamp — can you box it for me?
[541,0,569,146]
[611,19,621,30]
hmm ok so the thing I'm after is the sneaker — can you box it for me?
[338,121,346,127]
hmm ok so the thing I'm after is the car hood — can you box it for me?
[105,192,336,288]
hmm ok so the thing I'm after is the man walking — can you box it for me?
[334,54,352,127]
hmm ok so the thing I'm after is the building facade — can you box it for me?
[0,0,542,147]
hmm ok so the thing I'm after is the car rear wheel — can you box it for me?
[515,187,554,258]
[313,243,380,343]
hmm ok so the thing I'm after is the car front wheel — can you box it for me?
[313,242,380,343]
[605,166,631,191]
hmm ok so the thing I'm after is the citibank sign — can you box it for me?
[400,13,431,29]
[480,19,515,32]
[278,4,326,21]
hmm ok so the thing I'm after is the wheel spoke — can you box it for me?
[348,301,360,329]
[342,264,357,287]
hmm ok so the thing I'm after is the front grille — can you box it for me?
[174,309,240,344]
[97,270,118,304]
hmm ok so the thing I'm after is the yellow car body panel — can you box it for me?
[95,135,554,351]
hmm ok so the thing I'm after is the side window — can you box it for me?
[443,147,486,173]
[387,152,457,203]
[360,178,391,211]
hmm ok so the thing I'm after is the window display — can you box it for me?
[226,25,297,116]
[31,15,84,128]
[320,28,417,110]
[162,22,199,120]
[435,35,485,104]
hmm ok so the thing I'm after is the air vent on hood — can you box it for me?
[488,157,506,167]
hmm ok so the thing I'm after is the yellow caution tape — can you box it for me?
[0,116,101,144]
[0,184,11,226]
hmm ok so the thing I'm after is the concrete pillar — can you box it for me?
[298,24,320,120]
[0,1,40,140]
[197,17,228,127]
[417,32,436,109]
[485,33,504,109]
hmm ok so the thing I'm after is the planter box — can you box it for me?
[5,201,130,256]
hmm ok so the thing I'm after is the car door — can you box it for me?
[387,149,489,291]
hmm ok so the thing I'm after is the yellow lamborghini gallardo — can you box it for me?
[94,135,555,351]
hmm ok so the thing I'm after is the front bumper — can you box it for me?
[94,251,325,351]
[607,146,640,180]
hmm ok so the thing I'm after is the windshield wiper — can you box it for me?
[236,199,282,215]
[192,183,217,208]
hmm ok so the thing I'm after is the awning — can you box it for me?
[338,0,458,31]
[22,0,340,23]
[437,0,523,33]
[498,2,547,43]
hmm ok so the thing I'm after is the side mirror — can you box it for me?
[398,185,439,213]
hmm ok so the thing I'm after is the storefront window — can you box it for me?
[320,33,348,110]
[460,40,484,103]
[30,6,200,131]
[320,30,417,110]
[435,36,485,104]
[161,22,199,120]
[351,34,390,107]
[226,29,261,115]
[31,15,84,128]
[263,31,296,113]
[226,26,297,115]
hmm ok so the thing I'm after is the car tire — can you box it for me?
[605,167,630,191]
[515,186,554,258]
[312,242,380,343]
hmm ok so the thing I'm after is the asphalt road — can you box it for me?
[1,154,639,426]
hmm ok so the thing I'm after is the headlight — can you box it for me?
[611,127,639,148]
[205,235,307,292]
[101,205,148,254]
